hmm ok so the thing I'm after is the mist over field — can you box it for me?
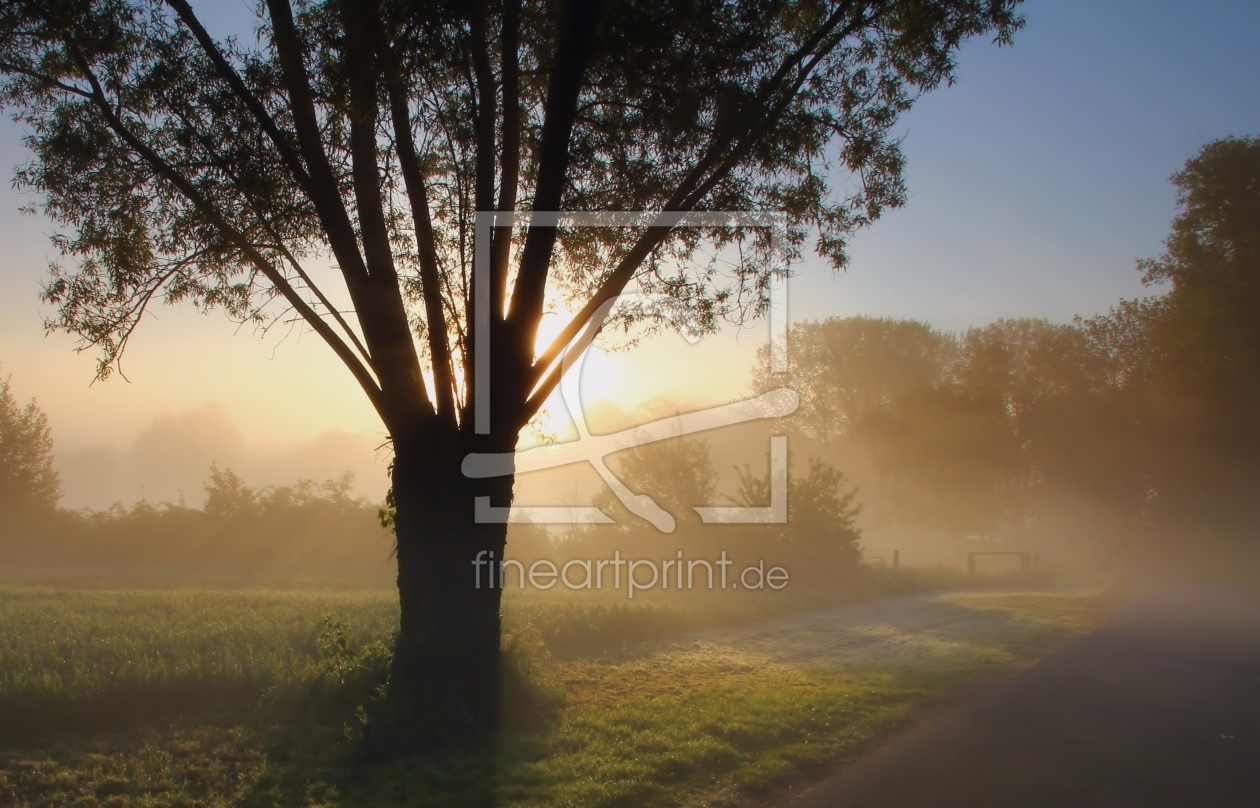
[54,404,388,510]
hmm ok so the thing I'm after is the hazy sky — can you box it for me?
[0,0,1257,507]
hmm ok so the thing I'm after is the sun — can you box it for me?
[522,311,623,445]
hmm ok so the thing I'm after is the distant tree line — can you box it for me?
[751,136,1260,559]
[0,393,394,581]
[569,138,1260,572]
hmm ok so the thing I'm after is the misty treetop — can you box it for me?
[757,312,1168,539]
[752,316,957,443]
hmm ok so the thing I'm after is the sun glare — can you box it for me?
[525,310,624,444]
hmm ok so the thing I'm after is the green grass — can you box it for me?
[0,582,1115,807]
[0,588,399,742]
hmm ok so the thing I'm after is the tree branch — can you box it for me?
[664,0,868,214]
[467,0,497,222]
[526,1,878,411]
[678,5,883,212]
[522,221,672,419]
[264,0,373,287]
[505,0,606,362]
[163,0,316,193]
[339,0,432,418]
[0,59,92,97]
[387,72,458,424]
[492,0,521,322]
[167,102,375,367]
[65,43,389,422]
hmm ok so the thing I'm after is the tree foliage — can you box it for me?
[1131,136,1260,527]
[0,0,1024,440]
[592,432,718,531]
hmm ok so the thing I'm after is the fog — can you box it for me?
[54,404,389,510]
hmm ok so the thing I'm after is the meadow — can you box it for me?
[0,576,1113,807]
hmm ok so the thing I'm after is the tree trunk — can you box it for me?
[374,432,515,751]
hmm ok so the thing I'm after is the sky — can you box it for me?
[0,0,1257,508]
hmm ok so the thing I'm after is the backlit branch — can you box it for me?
[66,42,389,420]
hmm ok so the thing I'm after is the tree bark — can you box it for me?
[376,431,515,750]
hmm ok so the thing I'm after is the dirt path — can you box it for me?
[683,590,1104,669]
[774,582,1260,808]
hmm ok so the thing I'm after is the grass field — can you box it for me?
[0,579,1114,807]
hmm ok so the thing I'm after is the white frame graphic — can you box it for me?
[463,211,793,531]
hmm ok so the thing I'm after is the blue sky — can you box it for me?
[792,0,1260,328]
[0,0,1257,503]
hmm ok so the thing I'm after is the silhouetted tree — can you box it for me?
[0,366,61,528]
[0,0,1024,744]
[1132,136,1260,530]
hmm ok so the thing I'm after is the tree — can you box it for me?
[1076,297,1164,392]
[0,0,1023,744]
[1132,136,1260,529]
[203,463,259,518]
[0,366,61,526]
[753,316,956,443]
[958,319,1107,413]
[954,318,1147,539]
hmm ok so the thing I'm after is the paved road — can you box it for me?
[782,583,1260,808]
